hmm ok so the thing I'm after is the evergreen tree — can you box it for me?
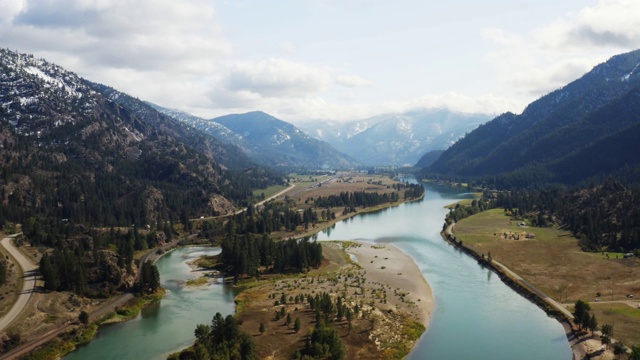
[0,260,7,287]
[589,314,598,336]
[573,300,591,329]
[139,261,160,293]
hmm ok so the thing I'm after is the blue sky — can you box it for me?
[2,0,639,122]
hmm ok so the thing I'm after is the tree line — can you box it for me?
[313,183,424,211]
[33,221,162,297]
[224,202,319,236]
[220,235,322,277]
[496,181,640,252]
[446,198,495,224]
[313,191,399,209]
[183,312,256,360]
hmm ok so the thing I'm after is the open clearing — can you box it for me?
[268,172,412,240]
[588,303,640,346]
[252,185,289,200]
[454,208,640,346]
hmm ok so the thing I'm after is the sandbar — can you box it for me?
[345,241,434,327]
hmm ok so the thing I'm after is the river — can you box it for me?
[65,183,571,359]
[64,247,237,360]
[316,183,572,359]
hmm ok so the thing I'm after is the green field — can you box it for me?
[454,208,640,346]
[589,303,640,346]
[252,185,289,200]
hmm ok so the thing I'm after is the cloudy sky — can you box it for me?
[2,0,639,123]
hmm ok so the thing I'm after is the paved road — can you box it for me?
[446,223,575,320]
[490,257,574,320]
[562,299,640,308]
[0,234,37,332]
[255,184,295,208]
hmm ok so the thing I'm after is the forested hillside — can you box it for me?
[0,48,284,295]
[0,49,280,230]
[495,181,640,252]
[152,106,359,170]
[426,49,640,187]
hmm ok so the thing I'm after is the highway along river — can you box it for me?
[66,182,571,359]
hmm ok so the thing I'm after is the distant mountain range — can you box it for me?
[0,49,279,226]
[151,106,359,169]
[427,49,640,187]
[300,109,489,166]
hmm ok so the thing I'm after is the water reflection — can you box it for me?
[317,182,571,360]
[64,247,236,360]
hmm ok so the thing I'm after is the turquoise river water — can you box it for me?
[65,182,571,359]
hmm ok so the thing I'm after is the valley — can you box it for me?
[1,5,640,358]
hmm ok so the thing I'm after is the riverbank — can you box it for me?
[5,238,184,360]
[442,222,595,359]
[293,193,425,240]
[2,290,164,360]
[210,240,434,360]
[343,241,434,327]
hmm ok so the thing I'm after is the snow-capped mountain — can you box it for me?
[147,104,244,144]
[151,106,359,169]
[0,48,277,224]
[300,109,490,166]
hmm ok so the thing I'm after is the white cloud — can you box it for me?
[540,0,640,49]
[278,41,298,55]
[208,92,517,124]
[223,58,330,98]
[335,75,374,88]
[3,0,638,124]
[1,0,230,92]
[483,0,640,99]
[0,0,26,24]
[382,93,522,118]
[482,27,522,47]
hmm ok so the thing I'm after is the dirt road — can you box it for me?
[0,234,37,332]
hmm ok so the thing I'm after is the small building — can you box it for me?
[526,233,536,239]
[624,253,635,259]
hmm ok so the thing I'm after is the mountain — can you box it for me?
[300,115,388,148]
[152,106,359,169]
[0,48,277,227]
[300,109,489,166]
[415,150,445,168]
[148,104,244,145]
[427,49,640,186]
[91,83,260,171]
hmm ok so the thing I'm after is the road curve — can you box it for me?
[0,234,37,332]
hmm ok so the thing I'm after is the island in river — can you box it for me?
[185,240,434,360]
